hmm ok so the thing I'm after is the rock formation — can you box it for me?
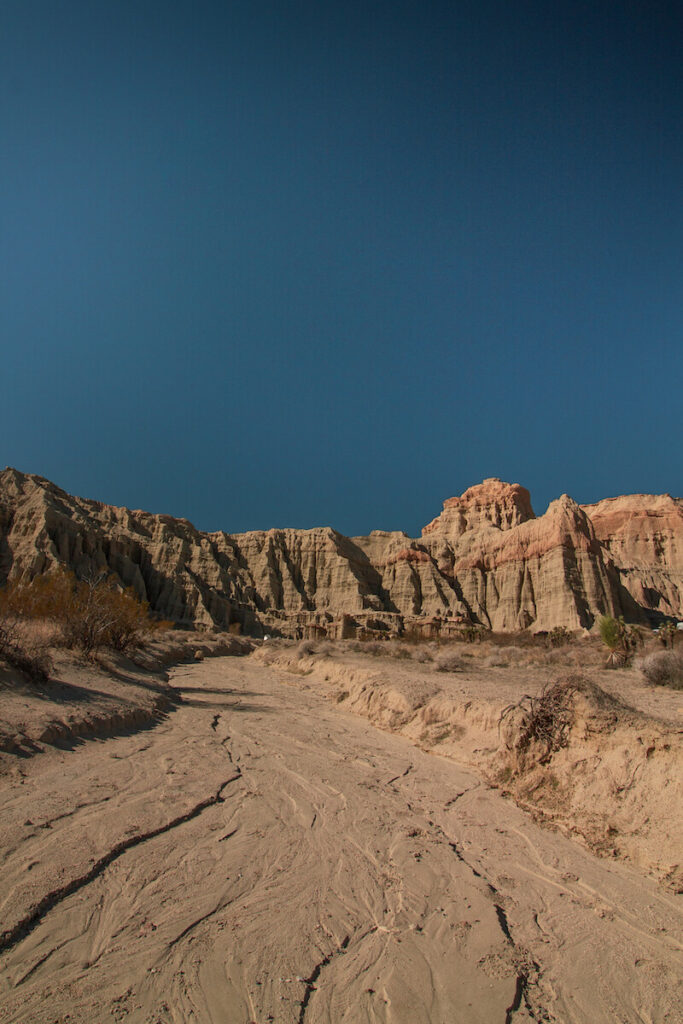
[0,468,680,637]
[581,494,683,621]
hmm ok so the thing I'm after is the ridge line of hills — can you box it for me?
[1,468,681,638]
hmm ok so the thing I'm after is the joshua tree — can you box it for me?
[598,615,641,668]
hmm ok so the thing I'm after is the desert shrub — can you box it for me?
[485,645,528,669]
[411,646,433,664]
[455,623,488,644]
[0,617,52,681]
[435,651,466,673]
[656,622,679,649]
[0,569,161,658]
[363,642,386,657]
[637,651,683,690]
[484,652,509,668]
[297,639,317,656]
[385,641,410,660]
[547,626,572,648]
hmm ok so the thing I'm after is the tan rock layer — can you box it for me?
[0,469,680,636]
[581,494,683,620]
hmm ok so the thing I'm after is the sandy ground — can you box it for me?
[0,652,681,1023]
[254,641,683,886]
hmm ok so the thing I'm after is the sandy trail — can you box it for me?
[0,657,680,1023]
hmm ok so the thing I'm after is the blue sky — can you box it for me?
[2,1,681,535]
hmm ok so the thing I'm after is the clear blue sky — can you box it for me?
[2,1,681,535]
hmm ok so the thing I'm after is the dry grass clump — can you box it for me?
[410,646,434,664]
[483,645,526,668]
[489,630,545,649]
[434,650,466,673]
[295,639,338,658]
[386,641,411,659]
[343,638,435,662]
[636,651,683,690]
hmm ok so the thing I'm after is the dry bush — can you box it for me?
[637,651,683,690]
[0,617,52,681]
[386,641,411,660]
[434,651,466,673]
[0,569,163,658]
[363,641,387,657]
[499,677,584,763]
[411,646,433,664]
[483,645,526,668]
[297,639,317,656]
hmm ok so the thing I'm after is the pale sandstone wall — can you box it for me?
[420,489,626,631]
[581,494,683,619]
[0,468,679,635]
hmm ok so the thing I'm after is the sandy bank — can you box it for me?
[253,639,682,888]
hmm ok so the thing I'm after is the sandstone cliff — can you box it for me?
[0,469,679,637]
[581,494,683,621]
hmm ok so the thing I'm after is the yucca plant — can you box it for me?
[598,615,640,668]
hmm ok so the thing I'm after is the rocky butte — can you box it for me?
[0,468,681,639]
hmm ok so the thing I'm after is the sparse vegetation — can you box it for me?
[0,616,52,681]
[499,677,584,763]
[637,651,683,690]
[410,646,433,664]
[547,626,572,648]
[434,651,466,673]
[456,623,488,643]
[598,616,641,667]
[297,639,317,656]
[0,569,166,659]
[656,622,679,649]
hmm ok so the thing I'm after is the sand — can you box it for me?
[0,646,681,1023]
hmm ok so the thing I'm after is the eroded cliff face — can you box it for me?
[421,488,627,631]
[581,494,683,620]
[0,468,679,636]
[422,478,535,538]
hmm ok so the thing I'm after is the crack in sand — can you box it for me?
[296,934,351,1023]
[0,773,242,957]
[385,763,413,786]
[424,819,548,1023]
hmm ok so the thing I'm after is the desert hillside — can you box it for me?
[1,468,681,637]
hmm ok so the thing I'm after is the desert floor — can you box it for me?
[0,645,681,1023]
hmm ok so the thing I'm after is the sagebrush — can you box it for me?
[637,651,683,690]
